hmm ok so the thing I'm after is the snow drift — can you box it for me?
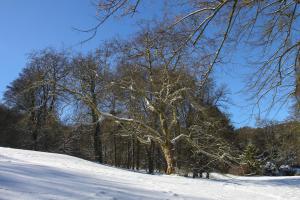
[0,147,299,200]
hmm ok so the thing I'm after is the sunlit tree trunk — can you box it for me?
[161,142,175,175]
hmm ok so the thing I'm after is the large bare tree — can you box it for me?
[88,0,300,113]
[106,26,235,174]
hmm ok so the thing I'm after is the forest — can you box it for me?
[1,45,299,177]
[1,0,300,177]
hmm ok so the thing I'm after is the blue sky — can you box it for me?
[0,0,291,128]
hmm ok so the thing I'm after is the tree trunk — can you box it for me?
[93,121,102,163]
[32,129,38,151]
[103,143,106,164]
[113,133,117,166]
[161,143,175,175]
[135,140,140,170]
[155,147,162,172]
[131,136,135,170]
[90,78,102,163]
[126,139,130,169]
[146,140,155,174]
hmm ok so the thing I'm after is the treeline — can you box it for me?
[1,23,299,176]
[235,121,300,175]
[0,25,237,175]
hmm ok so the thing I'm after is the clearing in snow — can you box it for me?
[0,147,299,200]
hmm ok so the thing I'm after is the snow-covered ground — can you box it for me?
[0,147,299,200]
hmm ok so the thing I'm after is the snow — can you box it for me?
[0,147,299,200]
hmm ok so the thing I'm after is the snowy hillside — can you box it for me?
[0,147,299,200]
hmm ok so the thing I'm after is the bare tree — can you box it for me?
[57,23,236,174]
[4,49,68,150]
[66,47,112,163]
[89,0,300,113]
[107,26,236,174]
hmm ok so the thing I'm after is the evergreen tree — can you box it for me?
[241,144,261,175]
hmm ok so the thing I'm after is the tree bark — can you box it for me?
[135,139,140,170]
[126,139,130,169]
[113,133,117,166]
[161,142,176,175]
[90,77,103,163]
[93,121,102,163]
[32,129,38,151]
[131,136,135,170]
[146,140,155,174]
